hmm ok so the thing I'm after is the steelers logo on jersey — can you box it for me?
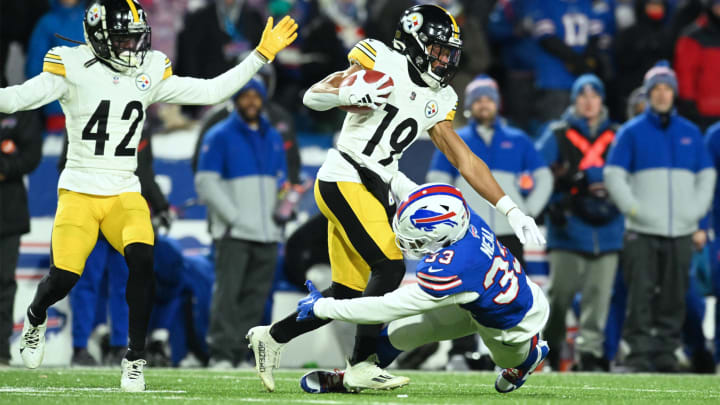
[425,100,439,118]
[86,4,101,26]
[135,74,151,91]
[403,12,423,34]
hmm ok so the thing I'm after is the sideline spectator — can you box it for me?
[195,78,287,369]
[537,74,623,371]
[615,0,674,121]
[704,120,720,370]
[604,61,716,372]
[0,109,42,366]
[674,0,720,130]
[529,0,614,122]
[427,74,552,372]
[25,0,84,133]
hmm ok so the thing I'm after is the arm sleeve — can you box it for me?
[694,139,717,221]
[0,72,68,114]
[390,170,418,202]
[313,283,479,324]
[194,133,238,224]
[0,110,43,180]
[152,51,267,105]
[302,90,342,112]
[525,167,553,217]
[194,172,239,225]
[604,129,640,215]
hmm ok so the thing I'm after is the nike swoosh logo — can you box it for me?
[427,267,443,273]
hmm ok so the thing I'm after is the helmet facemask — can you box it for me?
[107,24,151,70]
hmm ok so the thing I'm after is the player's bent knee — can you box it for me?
[124,242,154,274]
[328,282,364,299]
[44,265,81,296]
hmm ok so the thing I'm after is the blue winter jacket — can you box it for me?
[195,112,287,243]
[26,0,85,118]
[537,108,624,254]
[604,109,716,237]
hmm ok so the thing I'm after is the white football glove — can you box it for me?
[496,195,546,245]
[338,70,394,110]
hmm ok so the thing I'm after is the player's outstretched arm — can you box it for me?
[0,72,68,114]
[302,64,393,111]
[153,16,297,106]
[429,121,546,245]
[303,282,478,324]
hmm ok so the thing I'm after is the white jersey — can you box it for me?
[0,44,267,195]
[318,39,458,184]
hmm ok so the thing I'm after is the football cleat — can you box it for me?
[19,316,47,369]
[300,369,348,394]
[247,325,285,392]
[495,338,549,394]
[343,355,410,392]
[121,358,147,392]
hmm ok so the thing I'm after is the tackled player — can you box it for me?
[247,4,545,394]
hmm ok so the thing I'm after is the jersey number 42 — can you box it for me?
[82,100,144,157]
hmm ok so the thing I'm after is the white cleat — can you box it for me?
[121,358,147,392]
[343,355,410,393]
[246,325,285,392]
[19,316,47,369]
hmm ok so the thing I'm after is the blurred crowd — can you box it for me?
[1,0,720,374]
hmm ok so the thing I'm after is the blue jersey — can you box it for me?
[414,211,534,330]
[529,0,614,90]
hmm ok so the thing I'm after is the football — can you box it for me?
[339,69,394,114]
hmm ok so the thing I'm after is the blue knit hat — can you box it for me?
[571,74,605,102]
[643,60,678,94]
[233,76,267,101]
[464,74,500,110]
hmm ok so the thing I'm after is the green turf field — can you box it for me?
[0,368,716,404]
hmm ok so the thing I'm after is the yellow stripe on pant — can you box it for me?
[52,189,154,275]
[314,180,402,292]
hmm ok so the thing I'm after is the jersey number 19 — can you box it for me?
[82,100,144,157]
[362,103,419,166]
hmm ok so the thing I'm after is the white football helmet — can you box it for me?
[392,183,470,259]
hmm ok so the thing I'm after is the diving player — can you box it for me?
[298,183,550,394]
[247,3,544,393]
[0,0,297,392]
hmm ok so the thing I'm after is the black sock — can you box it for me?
[269,283,361,344]
[350,259,405,365]
[28,266,80,326]
[124,243,155,357]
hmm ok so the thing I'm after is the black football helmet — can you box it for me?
[393,4,462,88]
[84,0,151,71]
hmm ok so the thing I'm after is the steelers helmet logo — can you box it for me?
[135,74,151,91]
[86,4,101,26]
[425,100,438,118]
[402,12,423,34]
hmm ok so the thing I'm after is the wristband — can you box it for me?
[495,195,518,216]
